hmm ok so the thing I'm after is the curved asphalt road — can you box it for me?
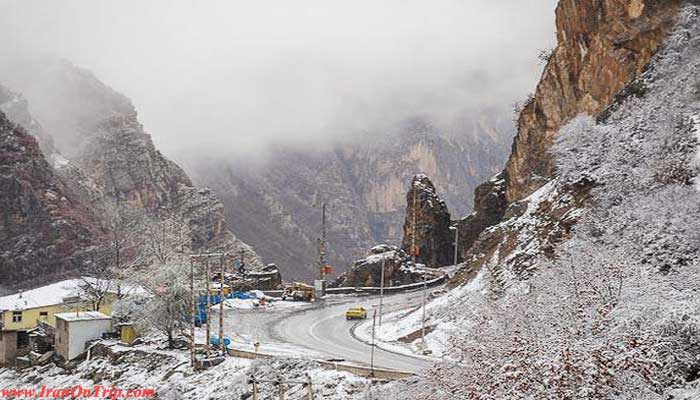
[269,291,434,373]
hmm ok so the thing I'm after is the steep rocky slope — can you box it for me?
[383,2,700,397]
[451,0,684,282]
[0,111,100,291]
[504,0,682,203]
[191,115,511,280]
[401,175,453,268]
[0,59,261,288]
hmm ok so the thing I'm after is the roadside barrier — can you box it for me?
[262,270,447,298]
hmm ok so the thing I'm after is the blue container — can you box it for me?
[210,335,232,347]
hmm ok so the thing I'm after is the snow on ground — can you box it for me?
[0,339,391,400]
[50,153,70,169]
[215,297,311,311]
[354,270,486,358]
[693,114,700,192]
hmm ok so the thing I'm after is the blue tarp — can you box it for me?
[193,292,254,323]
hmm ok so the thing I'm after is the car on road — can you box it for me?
[345,307,368,320]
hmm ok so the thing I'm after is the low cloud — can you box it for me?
[0,0,558,159]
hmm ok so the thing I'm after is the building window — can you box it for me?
[39,311,48,317]
[12,311,22,323]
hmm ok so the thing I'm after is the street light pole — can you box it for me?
[421,273,427,345]
[370,309,377,377]
[378,256,385,328]
[412,184,427,346]
[190,255,196,369]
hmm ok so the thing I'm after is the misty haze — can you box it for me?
[2,1,698,399]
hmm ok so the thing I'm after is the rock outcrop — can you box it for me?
[0,111,100,288]
[0,85,55,155]
[401,175,453,268]
[333,245,427,288]
[452,0,685,285]
[190,116,511,280]
[505,0,682,203]
[0,59,263,288]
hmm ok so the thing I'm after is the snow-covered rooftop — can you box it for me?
[0,277,144,312]
[54,311,111,322]
[0,279,85,312]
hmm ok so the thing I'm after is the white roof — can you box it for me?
[55,311,111,322]
[0,279,84,311]
[0,277,145,312]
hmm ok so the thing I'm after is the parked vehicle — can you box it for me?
[281,282,315,302]
[345,307,367,320]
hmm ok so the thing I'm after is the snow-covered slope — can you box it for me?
[0,341,377,400]
[387,3,700,398]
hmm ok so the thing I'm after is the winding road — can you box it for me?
[220,290,435,373]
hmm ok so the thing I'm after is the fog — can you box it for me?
[0,0,558,159]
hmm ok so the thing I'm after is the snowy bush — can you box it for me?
[403,4,700,398]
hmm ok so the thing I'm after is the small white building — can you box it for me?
[55,311,112,360]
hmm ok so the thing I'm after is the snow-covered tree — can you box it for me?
[119,262,193,349]
[112,215,194,348]
[407,6,700,397]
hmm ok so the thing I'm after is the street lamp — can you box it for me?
[378,256,385,328]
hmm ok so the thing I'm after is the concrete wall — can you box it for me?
[57,318,112,360]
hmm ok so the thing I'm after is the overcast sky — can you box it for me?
[0,0,558,158]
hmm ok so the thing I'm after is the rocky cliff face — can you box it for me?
[191,115,511,280]
[0,59,262,287]
[401,175,453,268]
[452,0,685,285]
[0,111,100,289]
[505,0,681,203]
[0,85,55,156]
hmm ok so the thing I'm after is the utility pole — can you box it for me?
[189,255,197,370]
[314,202,328,298]
[191,252,231,367]
[205,259,211,358]
[378,257,385,328]
[218,253,226,355]
[319,202,327,281]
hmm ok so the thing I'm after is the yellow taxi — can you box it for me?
[345,306,368,320]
